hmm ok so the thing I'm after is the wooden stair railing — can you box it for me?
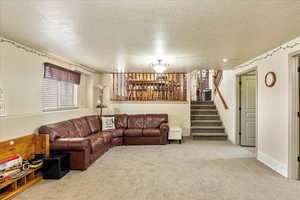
[213,70,229,110]
[112,73,187,101]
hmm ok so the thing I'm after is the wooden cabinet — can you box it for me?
[0,167,43,200]
[0,134,49,200]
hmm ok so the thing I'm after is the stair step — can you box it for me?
[191,120,221,122]
[191,110,218,115]
[191,115,220,120]
[191,109,217,111]
[191,120,222,126]
[191,126,225,133]
[192,114,219,117]
[191,126,224,129]
[192,134,228,141]
[192,132,227,136]
[191,105,216,110]
[191,101,214,105]
[190,101,226,141]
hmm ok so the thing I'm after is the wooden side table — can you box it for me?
[168,126,182,144]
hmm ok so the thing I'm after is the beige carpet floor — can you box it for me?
[15,139,300,200]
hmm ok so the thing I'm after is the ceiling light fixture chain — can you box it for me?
[238,42,300,69]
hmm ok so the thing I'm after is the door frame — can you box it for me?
[235,67,258,152]
[288,51,300,180]
[239,72,257,147]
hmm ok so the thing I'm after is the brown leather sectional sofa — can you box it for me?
[39,114,169,170]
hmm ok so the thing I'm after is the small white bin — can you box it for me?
[168,126,182,144]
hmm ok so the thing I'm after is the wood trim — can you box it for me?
[214,82,229,110]
[213,70,229,110]
[0,134,49,161]
[288,54,300,180]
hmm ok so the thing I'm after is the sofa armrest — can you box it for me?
[159,123,169,144]
[160,123,169,134]
[50,139,90,151]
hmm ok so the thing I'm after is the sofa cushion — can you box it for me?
[142,128,161,137]
[71,117,92,137]
[95,131,113,144]
[112,137,123,146]
[85,134,104,153]
[86,115,101,133]
[115,114,128,129]
[144,114,168,128]
[128,115,144,129]
[111,128,124,137]
[124,128,143,137]
[39,121,79,142]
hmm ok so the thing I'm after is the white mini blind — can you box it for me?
[41,78,59,110]
[60,81,75,107]
[41,78,78,111]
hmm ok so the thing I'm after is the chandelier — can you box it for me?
[151,59,169,73]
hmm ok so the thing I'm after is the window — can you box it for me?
[112,73,187,101]
[41,63,80,111]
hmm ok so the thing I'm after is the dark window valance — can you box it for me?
[44,63,81,85]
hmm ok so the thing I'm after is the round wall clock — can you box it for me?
[265,72,276,87]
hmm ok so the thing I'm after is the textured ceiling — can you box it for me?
[1,0,300,72]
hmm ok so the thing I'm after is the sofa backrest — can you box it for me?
[100,114,128,129]
[144,114,168,128]
[39,120,80,142]
[115,114,128,129]
[70,117,92,137]
[127,114,145,129]
[86,115,101,133]
[119,114,168,129]
[39,114,169,142]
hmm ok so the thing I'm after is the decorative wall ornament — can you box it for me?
[0,88,7,117]
[238,42,300,69]
[265,72,276,87]
[0,37,97,73]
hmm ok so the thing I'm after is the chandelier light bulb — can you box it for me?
[151,59,168,73]
[153,65,167,73]
[222,58,228,62]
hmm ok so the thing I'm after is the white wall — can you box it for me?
[99,73,191,136]
[0,39,100,141]
[216,36,300,177]
[214,70,237,143]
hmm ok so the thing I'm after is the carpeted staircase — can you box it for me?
[191,101,227,140]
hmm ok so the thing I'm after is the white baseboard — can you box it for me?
[257,151,288,177]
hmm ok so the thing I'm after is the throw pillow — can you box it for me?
[102,117,115,130]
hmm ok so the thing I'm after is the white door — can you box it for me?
[241,75,256,146]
